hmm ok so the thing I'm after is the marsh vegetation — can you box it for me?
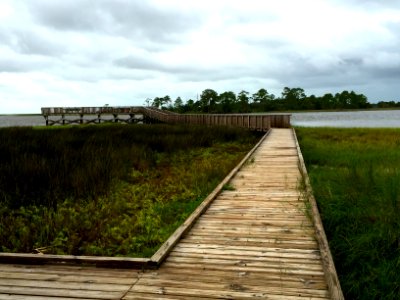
[0,124,262,257]
[296,127,400,300]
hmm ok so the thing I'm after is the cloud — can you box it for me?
[114,54,165,72]
[0,29,64,57]
[28,0,202,44]
[0,0,399,113]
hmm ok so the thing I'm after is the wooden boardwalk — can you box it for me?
[41,106,291,130]
[0,129,341,299]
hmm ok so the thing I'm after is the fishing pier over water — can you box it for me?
[1,109,344,299]
[41,106,291,130]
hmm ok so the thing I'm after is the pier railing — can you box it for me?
[41,106,291,130]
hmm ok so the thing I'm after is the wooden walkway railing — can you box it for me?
[41,106,291,130]
[0,128,343,299]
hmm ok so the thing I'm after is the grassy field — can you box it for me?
[0,124,263,257]
[296,127,400,300]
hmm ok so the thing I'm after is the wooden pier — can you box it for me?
[41,106,291,130]
[0,129,343,299]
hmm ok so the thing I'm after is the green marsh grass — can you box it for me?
[0,124,262,256]
[296,127,400,300]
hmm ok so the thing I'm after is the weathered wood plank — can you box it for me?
[194,219,313,228]
[128,284,329,300]
[141,269,327,290]
[134,278,330,297]
[0,253,150,268]
[172,243,321,255]
[150,130,271,265]
[165,256,324,271]
[123,293,212,300]
[0,295,88,300]
[0,278,129,292]
[183,231,316,240]
[190,225,315,235]
[0,271,137,285]
[0,286,123,299]
[180,236,319,249]
[146,267,327,289]
[0,264,141,278]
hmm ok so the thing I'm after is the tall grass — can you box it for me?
[0,124,262,256]
[296,127,400,300]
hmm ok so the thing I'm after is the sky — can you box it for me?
[0,0,399,114]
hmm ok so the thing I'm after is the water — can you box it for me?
[292,110,400,128]
[1,110,400,128]
[0,115,45,128]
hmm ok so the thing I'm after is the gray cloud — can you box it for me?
[0,59,28,73]
[27,1,105,32]
[3,29,64,56]
[0,52,54,73]
[336,0,400,7]
[28,0,202,44]
[114,55,165,72]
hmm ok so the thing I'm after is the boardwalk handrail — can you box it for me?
[41,106,144,115]
[41,106,291,130]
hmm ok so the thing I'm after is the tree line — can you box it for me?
[146,87,399,113]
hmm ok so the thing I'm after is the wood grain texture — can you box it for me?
[0,264,142,300]
[128,128,337,299]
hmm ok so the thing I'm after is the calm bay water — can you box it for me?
[0,115,45,128]
[291,110,400,127]
[1,110,400,128]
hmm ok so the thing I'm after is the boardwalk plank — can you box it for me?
[134,278,330,297]
[127,284,329,300]
[180,236,319,250]
[141,270,328,290]
[0,286,123,299]
[0,295,90,300]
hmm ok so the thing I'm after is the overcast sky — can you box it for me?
[0,0,399,113]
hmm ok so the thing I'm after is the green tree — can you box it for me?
[252,88,269,104]
[348,91,369,109]
[173,97,183,112]
[219,91,237,113]
[200,89,219,113]
[335,91,351,108]
[251,89,276,111]
[185,99,195,112]
[281,87,306,110]
[152,95,171,109]
[237,90,250,112]
[321,93,336,109]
